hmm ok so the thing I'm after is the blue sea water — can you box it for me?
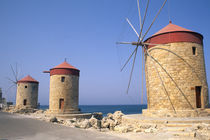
[39,105,147,116]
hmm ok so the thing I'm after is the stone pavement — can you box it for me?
[0,112,127,140]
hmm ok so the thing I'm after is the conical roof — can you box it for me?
[144,21,203,48]
[49,61,80,76]
[17,75,39,83]
[152,21,192,36]
[52,61,79,70]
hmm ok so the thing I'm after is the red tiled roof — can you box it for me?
[17,75,39,83]
[52,61,79,71]
[152,21,192,36]
[144,21,203,49]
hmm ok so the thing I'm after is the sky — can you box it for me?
[0,0,210,105]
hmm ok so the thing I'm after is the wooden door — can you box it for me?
[195,86,201,108]
[59,99,64,110]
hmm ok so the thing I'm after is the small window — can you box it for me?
[61,77,65,82]
[25,86,27,88]
[192,47,196,55]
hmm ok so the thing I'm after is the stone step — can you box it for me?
[167,119,210,124]
[170,131,196,138]
[199,112,210,116]
[165,123,193,127]
[200,114,210,117]
[163,127,186,132]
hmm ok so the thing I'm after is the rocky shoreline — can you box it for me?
[3,107,210,140]
[4,107,126,131]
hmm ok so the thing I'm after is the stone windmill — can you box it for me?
[44,60,80,114]
[118,0,209,117]
[16,75,39,109]
[6,64,39,109]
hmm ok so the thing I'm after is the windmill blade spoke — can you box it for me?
[139,0,150,41]
[5,84,16,94]
[16,63,18,80]
[5,77,16,84]
[141,0,167,42]
[137,0,142,30]
[117,41,144,46]
[121,46,138,71]
[116,41,133,45]
[127,47,138,94]
[10,64,18,82]
[126,18,140,38]
[144,42,170,46]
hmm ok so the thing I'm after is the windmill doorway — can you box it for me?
[195,86,202,108]
[23,99,27,106]
[59,98,64,110]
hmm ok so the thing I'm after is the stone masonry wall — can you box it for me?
[144,42,209,117]
[49,74,80,114]
[16,82,38,109]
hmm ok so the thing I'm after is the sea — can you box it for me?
[39,105,147,116]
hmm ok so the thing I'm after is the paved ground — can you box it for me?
[123,114,210,123]
[0,112,127,140]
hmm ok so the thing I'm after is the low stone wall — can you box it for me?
[46,108,81,114]
[46,112,102,120]
[142,108,210,117]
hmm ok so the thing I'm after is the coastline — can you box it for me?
[38,104,148,116]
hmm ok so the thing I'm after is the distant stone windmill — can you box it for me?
[117,0,209,117]
[16,75,39,109]
[6,64,39,109]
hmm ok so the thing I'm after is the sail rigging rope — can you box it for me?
[141,47,144,104]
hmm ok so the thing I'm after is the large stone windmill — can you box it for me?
[142,21,209,117]
[118,0,209,117]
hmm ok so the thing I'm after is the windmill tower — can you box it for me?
[142,21,209,117]
[118,0,209,117]
[16,75,39,109]
[5,64,39,109]
[44,61,80,114]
